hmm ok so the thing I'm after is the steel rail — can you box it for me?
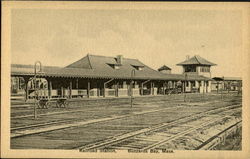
[11,119,75,131]
[142,109,242,150]
[11,104,191,138]
[77,104,241,150]
[90,108,242,150]
[11,99,184,119]
[11,95,241,120]
[195,121,242,150]
[15,98,228,132]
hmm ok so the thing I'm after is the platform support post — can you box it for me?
[69,80,72,99]
[48,79,52,99]
[163,82,165,95]
[87,80,90,98]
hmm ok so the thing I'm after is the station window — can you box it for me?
[200,66,210,72]
[184,65,196,72]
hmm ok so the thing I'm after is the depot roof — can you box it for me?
[177,55,216,66]
[11,54,211,81]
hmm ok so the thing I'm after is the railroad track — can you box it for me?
[11,94,241,136]
[11,104,192,137]
[11,99,184,119]
[195,121,242,150]
[77,104,241,151]
[140,111,242,150]
[11,97,240,132]
[11,95,241,120]
[11,119,75,131]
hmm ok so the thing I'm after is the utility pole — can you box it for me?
[34,61,43,119]
[130,69,136,108]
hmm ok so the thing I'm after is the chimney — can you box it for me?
[186,55,190,60]
[116,55,123,65]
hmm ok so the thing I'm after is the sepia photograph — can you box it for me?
[1,1,250,158]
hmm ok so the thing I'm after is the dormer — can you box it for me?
[131,64,144,71]
[107,63,120,69]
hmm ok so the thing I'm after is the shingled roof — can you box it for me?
[66,54,145,69]
[158,65,172,71]
[11,54,212,81]
[177,55,216,66]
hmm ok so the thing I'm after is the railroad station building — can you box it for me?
[176,55,217,93]
[211,77,242,92]
[11,54,215,101]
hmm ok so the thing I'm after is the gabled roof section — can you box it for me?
[67,54,145,69]
[177,55,216,66]
[158,65,172,71]
[66,54,92,69]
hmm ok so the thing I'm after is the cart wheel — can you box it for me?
[64,101,69,108]
[56,102,59,108]
[45,102,50,109]
[42,103,45,109]
[37,102,41,109]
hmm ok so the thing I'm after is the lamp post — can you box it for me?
[34,61,43,119]
[130,69,136,108]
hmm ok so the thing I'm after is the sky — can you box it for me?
[11,9,243,77]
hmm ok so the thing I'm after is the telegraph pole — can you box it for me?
[34,61,43,119]
[130,69,136,108]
